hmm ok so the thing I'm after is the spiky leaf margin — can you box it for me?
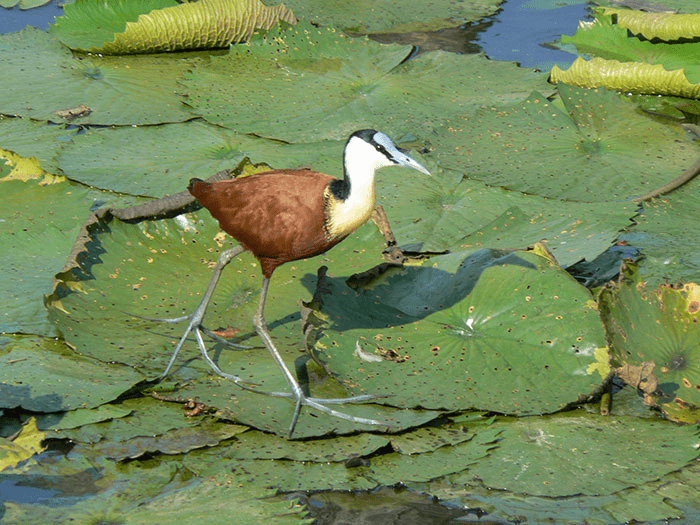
[601,7,700,41]
[551,57,700,99]
[51,0,296,54]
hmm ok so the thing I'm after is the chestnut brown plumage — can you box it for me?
[189,170,343,279]
[156,129,430,437]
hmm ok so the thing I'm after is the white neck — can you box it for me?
[325,137,387,238]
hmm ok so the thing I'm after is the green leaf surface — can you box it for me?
[284,0,500,33]
[436,85,700,202]
[619,187,700,285]
[182,21,550,142]
[0,335,144,412]
[551,57,700,99]
[311,248,608,414]
[0,117,76,175]
[33,404,133,432]
[599,261,700,421]
[377,167,636,266]
[601,7,700,41]
[0,27,193,124]
[0,179,91,336]
[184,424,502,490]
[46,213,441,437]
[466,412,700,497]
[561,16,700,83]
[50,0,296,54]
[56,121,346,198]
[48,0,178,51]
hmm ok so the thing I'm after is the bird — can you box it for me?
[154,129,430,437]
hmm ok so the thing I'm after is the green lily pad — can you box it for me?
[551,57,700,99]
[600,7,700,41]
[0,117,75,175]
[182,20,550,142]
[284,0,500,33]
[599,261,700,422]
[0,178,93,336]
[377,167,637,266]
[56,121,346,198]
[310,247,608,415]
[50,0,296,54]
[465,412,700,497]
[0,335,145,412]
[619,187,700,286]
[33,404,133,432]
[184,423,502,490]
[46,210,442,437]
[436,84,700,202]
[0,27,192,124]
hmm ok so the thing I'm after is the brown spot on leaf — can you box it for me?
[614,361,658,394]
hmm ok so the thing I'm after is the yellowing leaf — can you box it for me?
[551,57,700,99]
[601,7,700,41]
[0,418,47,472]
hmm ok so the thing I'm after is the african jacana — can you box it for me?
[156,129,430,436]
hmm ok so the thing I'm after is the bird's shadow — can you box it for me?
[299,248,537,332]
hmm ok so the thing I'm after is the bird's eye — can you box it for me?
[375,144,387,155]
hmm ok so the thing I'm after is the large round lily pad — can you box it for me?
[309,246,609,415]
[46,212,441,438]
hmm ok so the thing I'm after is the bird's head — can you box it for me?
[345,129,431,177]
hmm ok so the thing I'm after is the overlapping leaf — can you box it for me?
[284,0,500,33]
[599,261,700,422]
[309,247,608,415]
[182,20,550,142]
[0,335,144,412]
[46,211,441,438]
[435,84,699,202]
[0,27,192,124]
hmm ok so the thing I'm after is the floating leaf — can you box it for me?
[0,27,192,124]
[46,211,441,437]
[50,0,297,54]
[599,261,700,422]
[0,335,145,412]
[310,247,608,415]
[284,0,500,33]
[182,20,550,142]
[600,7,700,41]
[56,121,346,198]
[0,419,46,473]
[0,178,91,336]
[619,187,700,285]
[551,57,700,98]
[560,16,700,83]
[437,85,699,201]
[462,412,700,497]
